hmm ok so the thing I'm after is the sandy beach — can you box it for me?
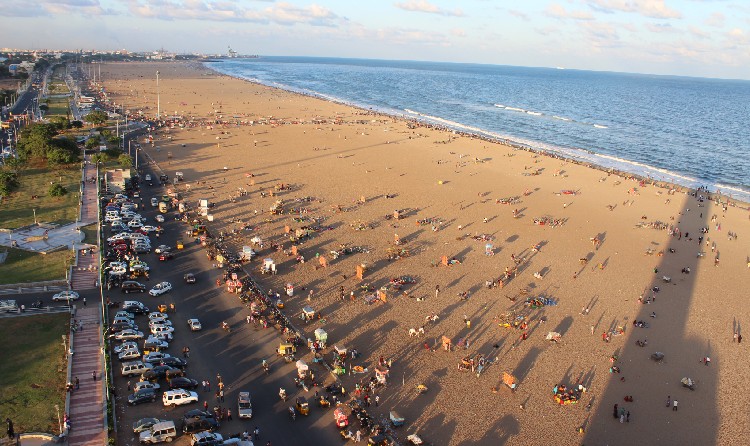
[99,61,750,445]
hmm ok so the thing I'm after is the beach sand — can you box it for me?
[99,61,750,445]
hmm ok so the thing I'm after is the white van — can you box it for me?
[145,174,152,182]
[139,420,177,444]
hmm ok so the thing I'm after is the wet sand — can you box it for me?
[100,61,750,445]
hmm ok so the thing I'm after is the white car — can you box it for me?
[133,381,160,392]
[141,225,158,233]
[148,312,169,321]
[191,432,223,445]
[148,282,172,297]
[52,291,80,302]
[143,352,171,364]
[113,329,145,340]
[107,233,131,242]
[162,389,199,407]
[154,245,171,254]
[144,336,170,349]
[187,319,202,331]
[155,214,165,223]
[149,319,173,328]
[151,198,158,207]
[119,349,141,361]
[114,341,139,354]
[128,220,145,230]
[151,325,175,336]
[151,332,174,342]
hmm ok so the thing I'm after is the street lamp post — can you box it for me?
[156,71,160,119]
[54,404,61,435]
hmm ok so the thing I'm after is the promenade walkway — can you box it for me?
[66,305,106,446]
[70,156,99,291]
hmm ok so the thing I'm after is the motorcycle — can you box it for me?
[262,362,270,375]
[288,406,296,421]
[279,388,287,402]
[222,322,231,333]
[30,299,44,309]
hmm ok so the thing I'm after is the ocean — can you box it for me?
[206,56,750,202]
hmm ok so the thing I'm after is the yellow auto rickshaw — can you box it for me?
[157,304,168,313]
[277,343,296,356]
[296,396,310,416]
[176,241,184,250]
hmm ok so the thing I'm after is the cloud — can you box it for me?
[507,9,530,21]
[704,12,725,28]
[586,0,683,19]
[578,21,623,47]
[688,25,710,39]
[0,0,113,17]
[645,22,680,33]
[545,3,595,21]
[394,0,464,17]
[124,0,345,26]
[450,28,466,37]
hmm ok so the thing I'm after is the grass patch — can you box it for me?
[0,247,73,284]
[0,312,69,434]
[45,97,70,117]
[0,160,81,229]
[80,223,99,244]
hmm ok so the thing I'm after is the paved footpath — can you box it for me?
[67,305,106,446]
[71,156,100,291]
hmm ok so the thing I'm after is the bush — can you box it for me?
[118,154,133,168]
[48,183,67,197]
[0,171,19,195]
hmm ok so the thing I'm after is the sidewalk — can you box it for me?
[66,305,106,446]
[70,156,100,291]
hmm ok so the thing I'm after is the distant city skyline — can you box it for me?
[2,0,749,80]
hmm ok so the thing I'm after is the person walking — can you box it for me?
[127,380,131,391]
[82,297,86,307]
[220,390,225,402]
[435,285,440,299]
[673,400,678,411]
[75,377,79,390]
[253,427,260,441]
[374,395,380,407]
[227,409,232,421]
[92,370,96,381]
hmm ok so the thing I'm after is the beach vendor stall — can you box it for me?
[262,258,276,275]
[285,283,294,296]
[333,346,347,375]
[301,306,315,323]
[314,328,328,348]
[552,384,579,405]
[296,360,309,379]
[375,365,389,385]
[334,407,349,429]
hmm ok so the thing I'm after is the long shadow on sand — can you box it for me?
[583,194,717,445]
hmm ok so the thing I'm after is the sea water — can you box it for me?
[207,56,750,202]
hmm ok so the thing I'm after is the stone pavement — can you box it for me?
[70,156,100,291]
[66,305,106,446]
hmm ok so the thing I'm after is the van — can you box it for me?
[0,300,19,312]
[138,420,177,444]
[121,361,152,377]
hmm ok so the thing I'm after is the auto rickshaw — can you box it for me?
[390,411,405,427]
[278,343,296,361]
[295,396,310,416]
[157,304,168,313]
[176,241,184,250]
[318,395,331,408]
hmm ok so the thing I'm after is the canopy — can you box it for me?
[296,360,308,371]
[302,306,315,316]
[334,345,347,355]
[314,328,328,341]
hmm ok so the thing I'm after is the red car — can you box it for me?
[158,252,174,261]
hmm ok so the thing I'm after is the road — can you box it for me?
[107,167,346,445]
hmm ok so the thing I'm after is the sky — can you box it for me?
[1,0,749,80]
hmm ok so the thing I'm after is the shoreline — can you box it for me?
[202,60,750,208]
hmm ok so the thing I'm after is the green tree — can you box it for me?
[103,148,122,159]
[0,171,19,196]
[46,137,79,165]
[71,120,83,129]
[1,157,23,173]
[85,137,100,151]
[39,104,49,112]
[90,153,105,164]
[17,123,56,159]
[84,110,108,126]
[118,154,133,168]
[49,116,70,131]
[48,183,67,197]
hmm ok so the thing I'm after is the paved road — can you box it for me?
[110,168,345,445]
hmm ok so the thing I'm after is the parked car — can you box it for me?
[160,357,187,369]
[149,282,172,297]
[151,325,175,336]
[114,341,138,354]
[121,281,147,294]
[143,352,171,364]
[148,312,169,321]
[139,421,177,444]
[190,431,223,446]
[132,417,165,434]
[128,388,158,406]
[168,377,199,390]
[52,291,80,302]
[237,391,253,419]
[181,410,219,434]
[119,349,142,361]
[142,365,183,382]
[114,311,135,320]
[121,361,152,377]
[133,381,161,393]
[162,389,199,407]
[187,319,202,331]
[144,336,170,351]
[112,329,145,341]
[122,301,149,314]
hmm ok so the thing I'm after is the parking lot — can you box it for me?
[105,170,344,445]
